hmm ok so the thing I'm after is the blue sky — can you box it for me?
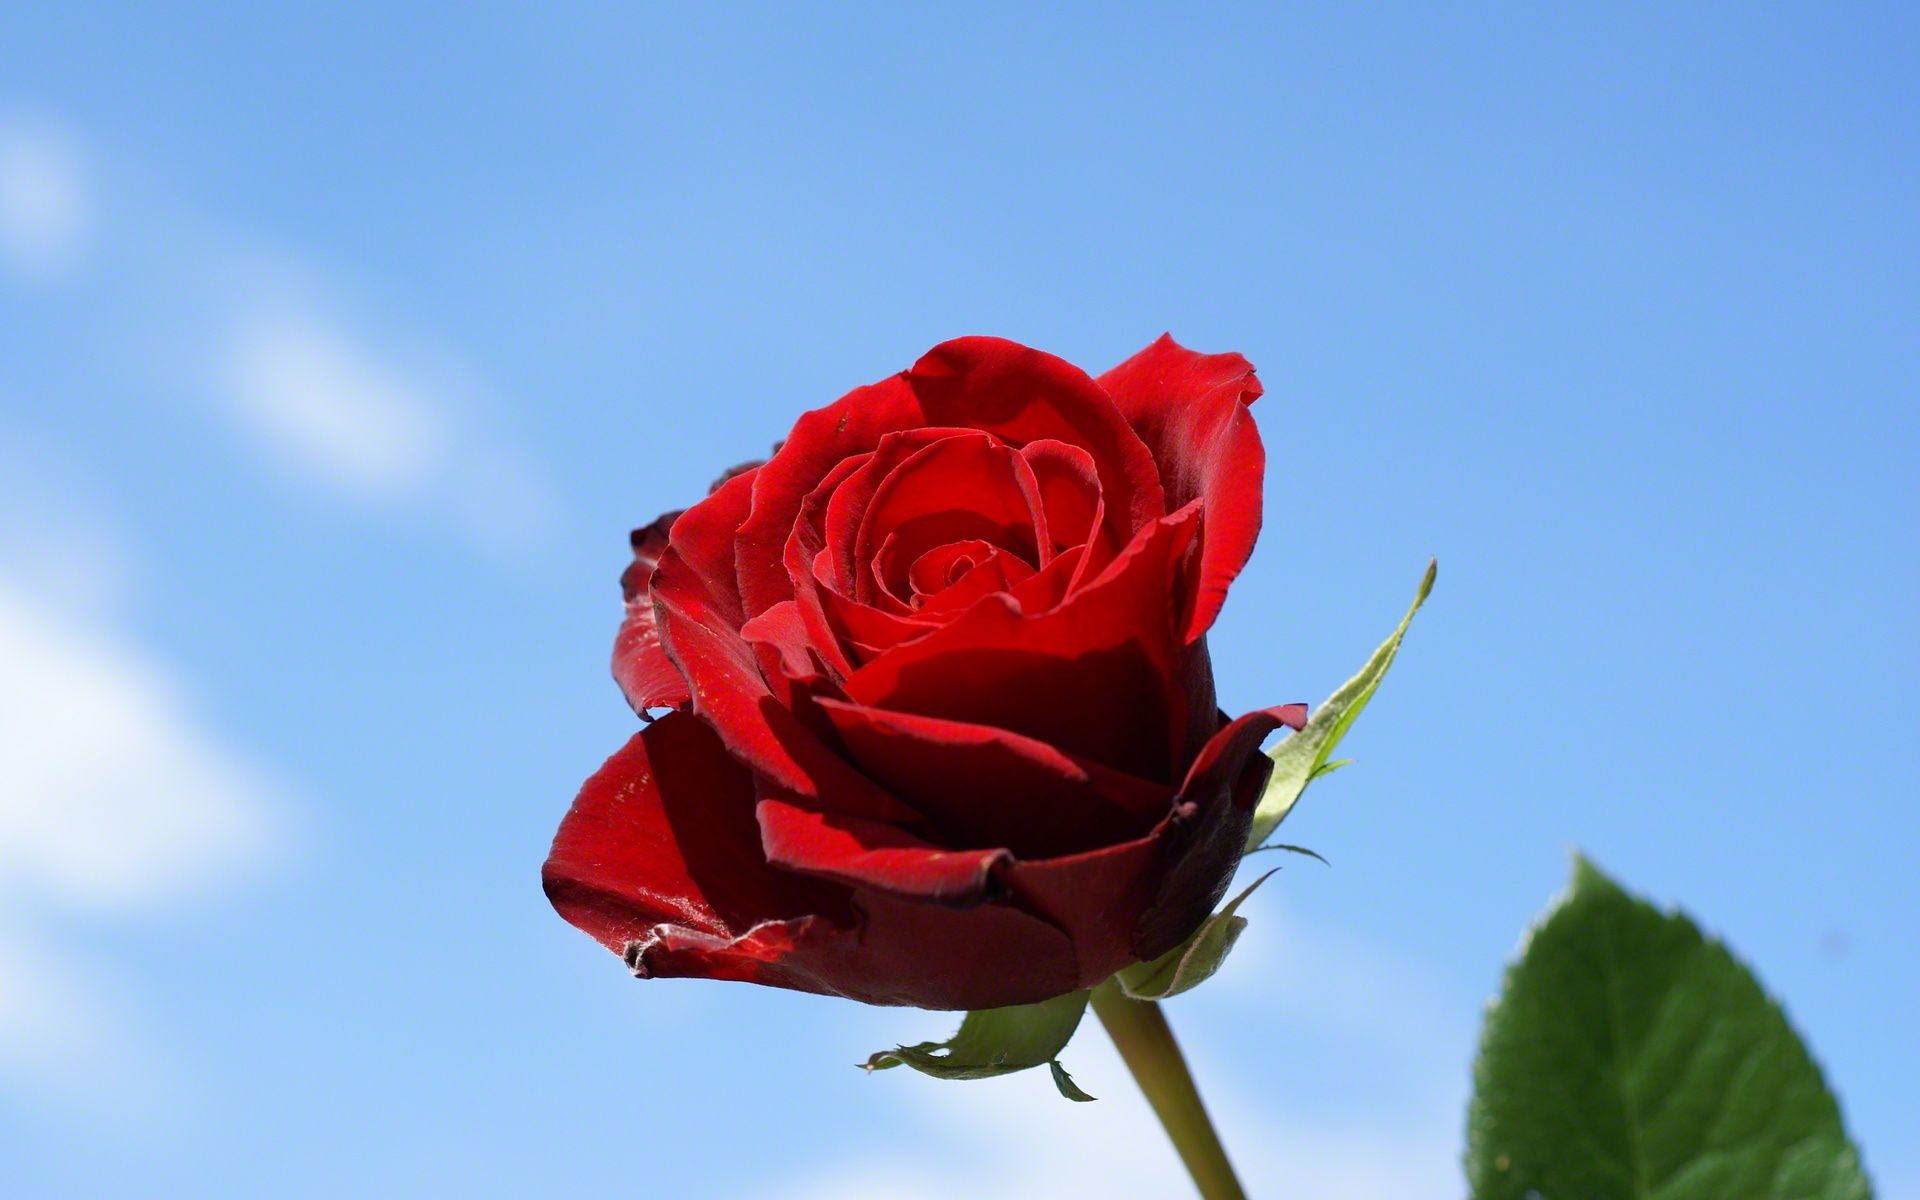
[1,4,1914,1196]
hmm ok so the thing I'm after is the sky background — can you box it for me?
[1,4,1915,1197]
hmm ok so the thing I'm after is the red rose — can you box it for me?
[544,336,1302,1010]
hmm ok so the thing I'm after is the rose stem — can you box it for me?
[1089,982,1247,1200]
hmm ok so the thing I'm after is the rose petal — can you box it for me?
[542,712,851,984]
[830,891,1079,1009]
[652,543,919,824]
[1131,704,1304,959]
[911,546,1035,615]
[547,712,1078,1009]
[1019,438,1114,589]
[755,796,1011,906]
[784,453,889,677]
[819,429,969,606]
[816,697,1172,859]
[665,465,761,628]
[736,374,928,615]
[853,432,1050,597]
[1098,334,1266,642]
[612,510,690,715]
[843,505,1203,780]
[1001,703,1304,980]
[907,337,1166,541]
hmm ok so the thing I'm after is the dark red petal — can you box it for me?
[1019,438,1110,581]
[905,538,998,596]
[784,453,887,677]
[828,891,1080,1009]
[652,545,918,824]
[814,579,940,657]
[843,505,1202,780]
[907,337,1166,540]
[1131,704,1304,961]
[819,429,969,606]
[736,599,830,708]
[853,432,1049,590]
[1000,819,1177,985]
[660,465,761,629]
[736,374,928,614]
[912,547,1036,616]
[542,712,848,979]
[1098,334,1266,643]
[612,511,690,714]
[817,697,1172,859]
[546,712,1078,1009]
[1186,702,1306,808]
[756,796,1011,905]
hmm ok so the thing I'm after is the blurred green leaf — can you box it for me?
[1245,559,1433,851]
[1114,871,1274,1001]
[863,989,1094,1101]
[1244,842,1329,866]
[1048,1059,1097,1102]
[1468,856,1873,1199]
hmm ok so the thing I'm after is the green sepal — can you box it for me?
[1245,559,1434,852]
[863,988,1094,1101]
[1244,842,1329,866]
[1048,1059,1096,1102]
[1468,855,1873,1199]
[1114,870,1275,1001]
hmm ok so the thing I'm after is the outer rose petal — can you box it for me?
[815,697,1171,859]
[1099,334,1266,643]
[618,456,767,714]
[545,712,1081,1009]
[665,464,762,628]
[612,511,689,715]
[1134,703,1305,957]
[542,712,850,988]
[1006,698,1305,979]
[1004,703,1307,980]
[755,796,1011,905]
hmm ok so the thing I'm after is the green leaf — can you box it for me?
[863,989,1094,1101]
[1245,559,1434,851]
[1244,842,1329,866]
[1114,870,1274,1001]
[1468,856,1873,1200]
[1048,1059,1097,1102]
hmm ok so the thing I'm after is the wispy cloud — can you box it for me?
[0,111,91,284]
[0,581,283,913]
[208,291,559,551]
[0,453,289,1113]
[223,309,449,500]
[0,109,557,557]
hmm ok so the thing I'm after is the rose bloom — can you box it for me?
[544,336,1302,1010]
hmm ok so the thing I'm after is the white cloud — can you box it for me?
[0,472,289,1112]
[7,109,557,556]
[0,112,90,283]
[0,583,283,912]
[223,308,448,500]
[211,299,559,551]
